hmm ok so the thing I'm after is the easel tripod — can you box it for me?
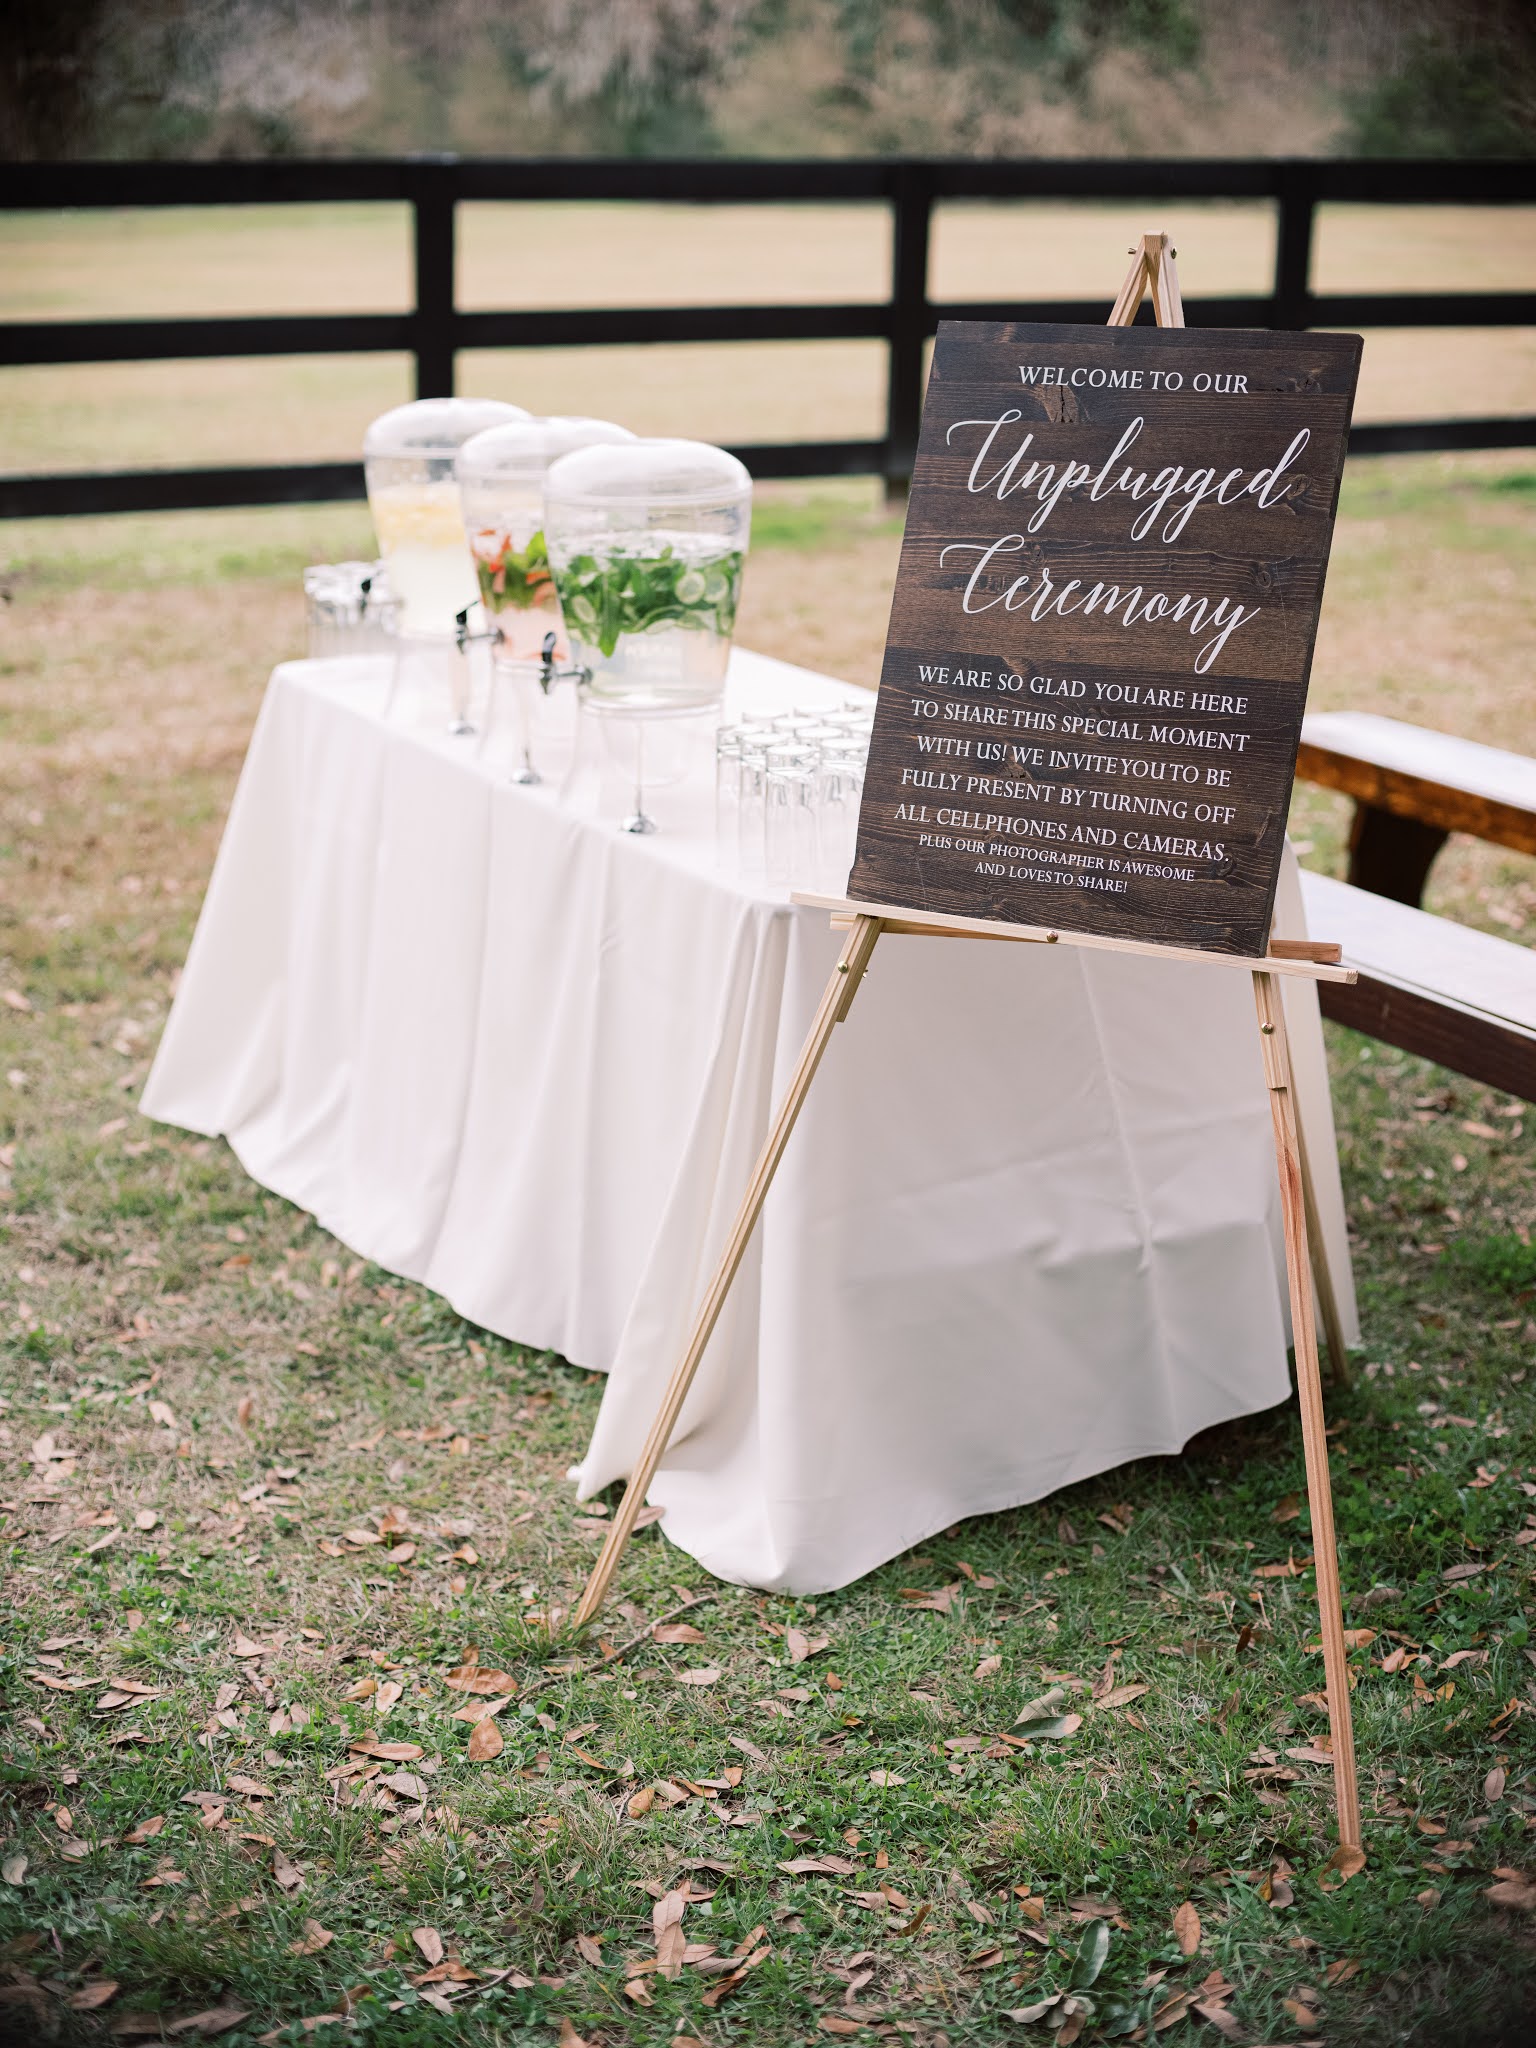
[575,235,1365,1855]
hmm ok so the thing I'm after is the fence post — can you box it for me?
[1274,163,1316,331]
[884,165,932,503]
[412,157,458,399]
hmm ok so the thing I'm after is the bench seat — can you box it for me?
[1298,869,1536,1100]
[1297,712,1536,906]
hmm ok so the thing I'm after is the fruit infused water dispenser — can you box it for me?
[543,438,751,713]
[456,417,635,663]
[363,398,529,638]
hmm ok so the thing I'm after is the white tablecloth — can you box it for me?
[142,650,1357,1594]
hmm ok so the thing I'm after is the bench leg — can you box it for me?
[1347,803,1447,907]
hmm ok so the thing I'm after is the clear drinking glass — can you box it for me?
[764,739,817,887]
[736,729,775,878]
[715,725,744,870]
[816,734,869,893]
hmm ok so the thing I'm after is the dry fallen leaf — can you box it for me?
[375,1681,403,1714]
[676,1667,722,1686]
[1321,1844,1367,1888]
[123,1816,165,1845]
[1485,1871,1536,1912]
[166,2006,249,2037]
[654,1881,689,1980]
[134,1509,159,1531]
[451,1695,513,1726]
[236,1395,255,1432]
[575,1932,603,1967]
[412,1927,445,1966]
[1173,1900,1201,1954]
[1095,1683,1149,1712]
[271,1848,303,1892]
[557,2022,593,2048]
[288,1919,334,1956]
[446,1668,519,1697]
[653,1622,707,1644]
[1486,1766,1508,1803]
[627,1787,655,1818]
[468,1717,504,1763]
[349,1740,423,1762]
[1192,1999,1243,2040]
[230,1631,269,1660]
[868,1769,907,1787]
[227,1775,273,1800]
[700,1939,771,2009]
[69,1981,120,2010]
[785,1628,830,1665]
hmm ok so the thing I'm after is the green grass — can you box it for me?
[1,1012,1533,2047]
[2,459,1535,2045]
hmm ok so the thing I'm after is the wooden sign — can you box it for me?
[849,322,1362,955]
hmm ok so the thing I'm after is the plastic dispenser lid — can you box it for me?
[543,437,752,510]
[364,397,531,459]
[456,416,635,488]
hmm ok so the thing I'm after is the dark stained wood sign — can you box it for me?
[848,322,1362,955]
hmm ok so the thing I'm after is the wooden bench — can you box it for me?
[1298,871,1535,1100]
[1297,710,1536,906]
[1292,713,1536,1101]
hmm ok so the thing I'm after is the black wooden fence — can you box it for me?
[2,155,1533,518]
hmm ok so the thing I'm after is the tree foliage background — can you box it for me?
[2,0,1534,160]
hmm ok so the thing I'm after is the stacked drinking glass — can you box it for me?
[715,698,876,894]
[303,560,399,656]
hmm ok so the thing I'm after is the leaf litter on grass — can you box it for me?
[3,465,1536,2043]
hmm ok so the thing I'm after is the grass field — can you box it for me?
[2,196,1536,2046]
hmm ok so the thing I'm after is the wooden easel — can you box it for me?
[575,235,1364,1854]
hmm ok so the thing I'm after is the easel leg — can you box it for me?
[1253,970,1363,1852]
[574,914,885,1627]
[1297,1112,1351,1385]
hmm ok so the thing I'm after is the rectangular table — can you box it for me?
[143,649,1357,1594]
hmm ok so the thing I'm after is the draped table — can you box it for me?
[142,649,1357,1594]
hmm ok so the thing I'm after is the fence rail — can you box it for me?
[2,154,1533,519]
